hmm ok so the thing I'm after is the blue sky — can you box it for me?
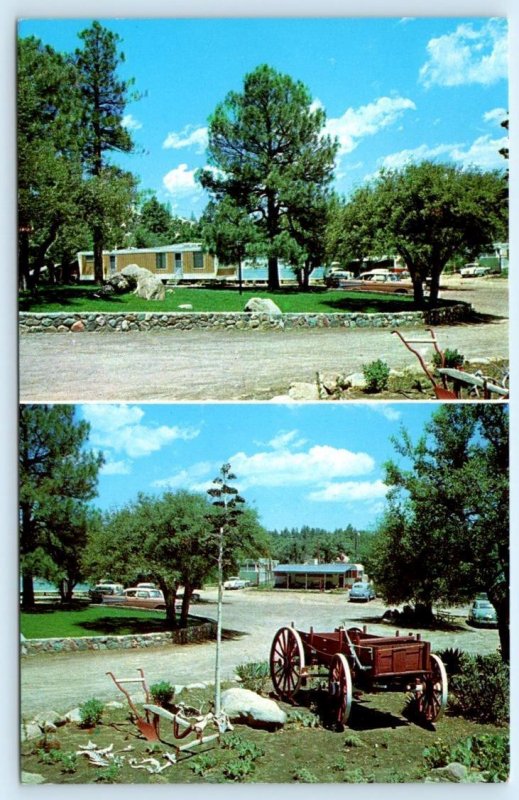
[78,402,438,532]
[18,16,508,219]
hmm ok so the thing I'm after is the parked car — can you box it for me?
[349,582,376,602]
[328,271,413,294]
[324,270,355,287]
[223,576,248,590]
[460,264,491,278]
[467,598,497,627]
[121,587,166,610]
[89,583,124,603]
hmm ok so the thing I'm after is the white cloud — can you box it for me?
[267,430,307,450]
[82,404,200,459]
[374,135,507,174]
[368,405,402,423]
[325,96,416,157]
[228,444,374,489]
[310,98,325,114]
[483,107,508,125]
[122,113,142,131]
[419,19,508,88]
[163,125,208,153]
[308,479,388,502]
[163,164,200,196]
[153,461,214,490]
[101,459,131,476]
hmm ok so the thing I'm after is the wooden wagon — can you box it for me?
[270,624,447,727]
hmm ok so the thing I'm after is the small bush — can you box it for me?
[343,733,363,748]
[362,359,390,393]
[293,767,319,783]
[432,348,464,369]
[435,647,466,677]
[150,680,175,707]
[424,734,509,782]
[235,660,271,694]
[189,753,218,776]
[448,653,509,724]
[286,708,321,728]
[79,698,104,728]
[223,733,264,760]
[222,758,254,781]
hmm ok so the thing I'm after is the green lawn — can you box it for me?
[18,284,428,314]
[21,604,174,638]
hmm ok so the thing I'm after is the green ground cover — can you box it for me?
[21,684,508,784]
[19,285,426,314]
[21,605,174,638]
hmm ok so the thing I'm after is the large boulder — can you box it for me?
[121,264,165,301]
[106,272,135,293]
[244,297,282,316]
[221,688,286,729]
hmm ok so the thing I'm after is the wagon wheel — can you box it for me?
[270,627,305,700]
[416,653,448,723]
[328,654,353,727]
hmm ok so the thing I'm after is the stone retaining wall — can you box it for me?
[21,618,217,657]
[19,303,472,334]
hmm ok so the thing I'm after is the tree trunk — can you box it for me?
[179,585,191,628]
[21,573,35,609]
[412,276,425,309]
[162,587,178,629]
[267,255,280,291]
[19,231,31,291]
[59,578,74,604]
[489,592,509,663]
[93,227,104,284]
[427,268,441,308]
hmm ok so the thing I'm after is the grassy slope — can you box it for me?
[21,605,172,638]
[19,285,422,314]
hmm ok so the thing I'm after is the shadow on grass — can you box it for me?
[293,688,410,732]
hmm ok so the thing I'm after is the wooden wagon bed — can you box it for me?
[270,624,447,728]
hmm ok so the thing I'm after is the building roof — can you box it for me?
[274,563,360,575]
[77,243,204,256]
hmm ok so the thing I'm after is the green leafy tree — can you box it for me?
[75,21,138,282]
[19,405,103,607]
[197,64,338,290]
[83,488,267,629]
[17,36,85,290]
[327,161,508,307]
[370,405,509,661]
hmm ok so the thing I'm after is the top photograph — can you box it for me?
[18,17,509,403]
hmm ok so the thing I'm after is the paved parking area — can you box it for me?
[20,589,500,718]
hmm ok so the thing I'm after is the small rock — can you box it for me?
[21,771,46,784]
[288,382,320,401]
[346,372,367,389]
[429,762,470,782]
[105,701,124,709]
[244,297,282,315]
[221,687,286,729]
[178,304,193,310]
[64,707,83,723]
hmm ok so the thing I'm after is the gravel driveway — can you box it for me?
[20,589,500,718]
[19,279,508,402]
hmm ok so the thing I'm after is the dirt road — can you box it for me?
[19,279,508,402]
[20,590,500,718]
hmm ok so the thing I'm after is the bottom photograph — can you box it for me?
[19,402,509,785]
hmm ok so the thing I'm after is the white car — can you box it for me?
[223,576,248,590]
[460,264,491,278]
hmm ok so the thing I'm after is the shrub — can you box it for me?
[293,767,319,783]
[432,348,464,369]
[424,734,509,782]
[435,647,466,677]
[235,660,271,694]
[222,758,254,781]
[150,680,175,707]
[189,753,218,776]
[79,698,104,728]
[362,359,390,393]
[223,733,264,760]
[448,653,509,724]
[286,708,321,728]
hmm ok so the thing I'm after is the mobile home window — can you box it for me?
[156,252,167,270]
[193,251,204,270]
